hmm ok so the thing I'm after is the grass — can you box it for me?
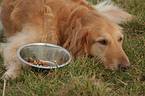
[0,0,144,95]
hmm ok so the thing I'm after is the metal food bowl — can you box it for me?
[17,43,72,69]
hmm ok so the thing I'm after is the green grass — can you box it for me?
[0,0,145,95]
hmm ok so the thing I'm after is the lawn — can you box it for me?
[0,0,144,96]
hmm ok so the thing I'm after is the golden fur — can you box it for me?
[0,0,132,80]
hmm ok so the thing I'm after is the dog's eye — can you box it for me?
[98,40,107,45]
[118,37,123,42]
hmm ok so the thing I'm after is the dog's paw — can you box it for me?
[1,71,19,80]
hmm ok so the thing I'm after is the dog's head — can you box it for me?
[82,5,132,70]
[84,17,130,70]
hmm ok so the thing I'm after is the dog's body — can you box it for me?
[0,0,132,80]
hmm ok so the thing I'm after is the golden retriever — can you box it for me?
[0,0,132,80]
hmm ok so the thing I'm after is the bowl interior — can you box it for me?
[18,43,71,68]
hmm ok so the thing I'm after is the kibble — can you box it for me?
[23,58,51,67]
[29,58,34,62]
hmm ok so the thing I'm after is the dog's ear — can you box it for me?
[81,31,89,56]
[93,1,133,24]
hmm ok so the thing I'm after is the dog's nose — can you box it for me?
[118,60,130,69]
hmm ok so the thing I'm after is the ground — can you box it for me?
[0,0,144,95]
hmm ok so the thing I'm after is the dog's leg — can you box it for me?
[0,25,44,80]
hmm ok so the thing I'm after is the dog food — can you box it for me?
[23,58,51,66]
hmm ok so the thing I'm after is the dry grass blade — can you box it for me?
[2,79,6,96]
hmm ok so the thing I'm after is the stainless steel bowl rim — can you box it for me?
[17,43,72,69]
